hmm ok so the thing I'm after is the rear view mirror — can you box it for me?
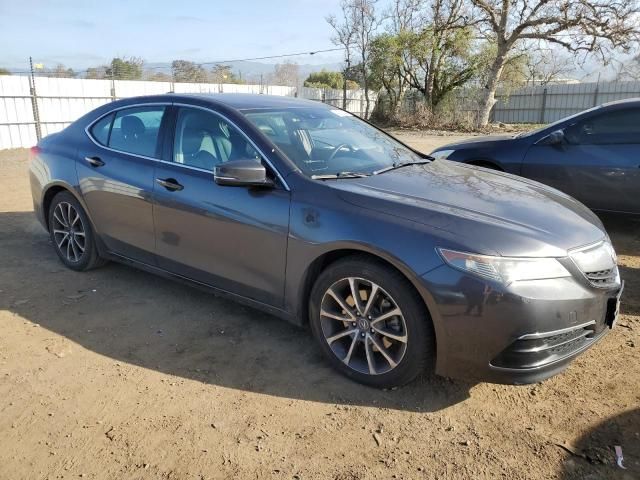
[214,158,274,187]
[540,129,565,146]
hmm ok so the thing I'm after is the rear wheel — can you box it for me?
[309,256,435,388]
[48,191,106,271]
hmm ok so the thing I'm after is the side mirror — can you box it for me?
[214,158,274,187]
[540,129,565,146]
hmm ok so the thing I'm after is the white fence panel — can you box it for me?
[0,76,377,149]
[115,80,171,97]
[0,75,35,148]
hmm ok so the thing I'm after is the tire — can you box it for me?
[47,191,106,271]
[309,256,435,388]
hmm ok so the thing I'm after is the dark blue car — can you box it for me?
[431,99,640,215]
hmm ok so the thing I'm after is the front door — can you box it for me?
[152,106,291,307]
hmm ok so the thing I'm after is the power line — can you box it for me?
[3,47,346,76]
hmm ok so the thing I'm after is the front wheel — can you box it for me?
[309,256,435,388]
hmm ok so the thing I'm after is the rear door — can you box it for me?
[522,107,640,213]
[79,104,169,264]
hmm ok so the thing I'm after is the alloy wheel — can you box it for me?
[319,277,408,375]
[52,201,86,263]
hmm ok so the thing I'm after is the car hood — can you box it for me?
[329,161,605,257]
[433,134,516,151]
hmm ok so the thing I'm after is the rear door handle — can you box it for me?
[156,178,184,191]
[85,156,105,167]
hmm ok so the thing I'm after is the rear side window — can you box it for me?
[90,113,114,146]
[108,106,166,158]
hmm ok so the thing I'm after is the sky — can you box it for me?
[0,0,347,71]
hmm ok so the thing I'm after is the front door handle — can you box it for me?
[85,156,105,167]
[156,178,184,191]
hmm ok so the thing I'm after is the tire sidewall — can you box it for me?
[309,258,433,388]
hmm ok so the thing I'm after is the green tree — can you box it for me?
[171,60,208,83]
[209,64,243,84]
[106,57,144,80]
[304,70,352,89]
[85,66,108,79]
[0,68,11,76]
[368,33,407,113]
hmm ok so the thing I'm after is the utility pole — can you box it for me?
[29,56,42,142]
[342,57,350,110]
[110,68,116,101]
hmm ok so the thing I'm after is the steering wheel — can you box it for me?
[327,144,352,162]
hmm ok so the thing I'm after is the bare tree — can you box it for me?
[471,0,640,126]
[615,54,640,81]
[144,71,172,82]
[328,2,358,109]
[328,0,381,117]
[50,64,76,78]
[354,0,381,117]
[270,62,300,87]
[523,48,574,85]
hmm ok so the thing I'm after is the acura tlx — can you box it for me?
[29,94,623,388]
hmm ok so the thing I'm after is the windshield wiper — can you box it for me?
[311,171,371,180]
[373,159,432,175]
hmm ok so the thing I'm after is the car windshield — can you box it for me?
[242,106,423,177]
[516,105,602,138]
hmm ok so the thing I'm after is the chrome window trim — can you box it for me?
[83,101,290,191]
[172,102,290,191]
[84,102,172,161]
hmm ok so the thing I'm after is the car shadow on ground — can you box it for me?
[559,408,639,479]
[1,211,474,413]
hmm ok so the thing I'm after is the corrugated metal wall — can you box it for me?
[492,81,640,124]
[0,76,376,149]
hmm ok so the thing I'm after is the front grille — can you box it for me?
[569,241,619,289]
[584,267,619,288]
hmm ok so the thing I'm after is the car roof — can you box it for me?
[600,97,640,109]
[146,93,329,110]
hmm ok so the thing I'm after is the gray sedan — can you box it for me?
[30,94,622,388]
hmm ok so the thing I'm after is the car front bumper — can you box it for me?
[419,265,622,384]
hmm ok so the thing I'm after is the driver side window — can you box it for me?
[173,108,260,171]
[565,108,640,145]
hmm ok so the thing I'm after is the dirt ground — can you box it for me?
[0,133,638,480]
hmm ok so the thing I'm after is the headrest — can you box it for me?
[182,128,205,155]
[121,115,145,138]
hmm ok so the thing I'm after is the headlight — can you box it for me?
[438,248,571,286]
[430,149,455,160]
